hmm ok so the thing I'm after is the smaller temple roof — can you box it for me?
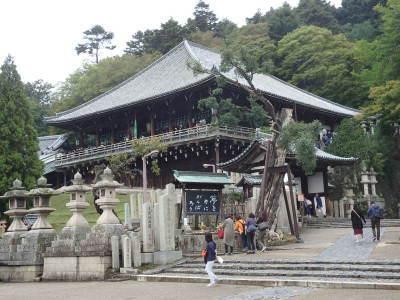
[173,170,232,185]
[219,139,358,172]
[236,174,262,187]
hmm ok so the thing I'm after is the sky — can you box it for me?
[0,0,342,85]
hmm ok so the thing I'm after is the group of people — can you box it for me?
[218,213,269,255]
[351,201,384,242]
[304,193,325,219]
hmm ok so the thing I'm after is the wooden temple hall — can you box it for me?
[41,40,359,192]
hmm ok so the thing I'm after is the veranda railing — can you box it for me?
[54,125,263,167]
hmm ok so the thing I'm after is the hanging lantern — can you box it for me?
[165,157,168,162]
[184,153,188,158]
[196,151,199,156]
[174,155,177,160]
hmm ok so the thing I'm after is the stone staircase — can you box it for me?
[134,258,400,290]
[305,218,400,228]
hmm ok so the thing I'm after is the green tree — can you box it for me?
[76,25,116,64]
[327,118,388,172]
[279,121,322,175]
[264,2,300,41]
[192,0,218,32]
[296,0,339,32]
[53,53,159,112]
[276,26,364,107]
[0,56,42,196]
[355,0,400,88]
[126,19,187,55]
[225,23,276,75]
[214,19,237,40]
[338,0,387,25]
[25,80,53,136]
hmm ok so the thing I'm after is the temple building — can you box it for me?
[42,40,358,193]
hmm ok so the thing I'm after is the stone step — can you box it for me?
[179,259,400,266]
[134,273,400,290]
[166,267,400,280]
[176,262,400,273]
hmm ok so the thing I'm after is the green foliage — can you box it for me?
[338,0,386,26]
[223,23,276,75]
[276,26,365,107]
[264,3,300,41]
[327,118,388,172]
[75,25,116,64]
[0,56,43,196]
[192,0,218,32]
[130,138,167,158]
[197,79,269,128]
[296,0,339,32]
[52,53,159,112]
[355,0,400,88]
[279,121,322,175]
[366,81,400,127]
[25,80,54,136]
[125,18,187,55]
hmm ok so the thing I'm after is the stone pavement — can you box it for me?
[1,281,400,300]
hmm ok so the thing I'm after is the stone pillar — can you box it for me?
[339,199,345,218]
[370,168,378,196]
[158,194,174,251]
[130,192,142,219]
[122,235,132,268]
[360,169,370,197]
[124,203,131,226]
[153,203,160,251]
[333,201,339,218]
[142,202,154,253]
[128,232,142,268]
[111,235,120,271]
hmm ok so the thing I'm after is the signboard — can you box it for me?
[185,190,220,215]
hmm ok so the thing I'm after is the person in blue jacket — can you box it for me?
[204,232,218,287]
[367,201,383,241]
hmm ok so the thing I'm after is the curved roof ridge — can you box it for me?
[263,73,360,113]
[46,40,189,120]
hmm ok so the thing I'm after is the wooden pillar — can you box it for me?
[96,126,100,146]
[79,130,85,148]
[215,138,220,168]
[111,126,115,144]
[150,114,155,136]
[127,117,132,140]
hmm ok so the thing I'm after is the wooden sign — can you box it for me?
[185,190,220,215]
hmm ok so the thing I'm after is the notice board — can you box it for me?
[185,190,220,215]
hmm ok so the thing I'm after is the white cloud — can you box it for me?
[0,0,342,84]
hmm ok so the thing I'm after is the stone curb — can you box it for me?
[133,274,400,290]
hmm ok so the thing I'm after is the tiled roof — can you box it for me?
[173,170,232,185]
[236,174,262,187]
[46,40,359,124]
[218,138,357,170]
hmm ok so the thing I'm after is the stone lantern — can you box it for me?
[93,167,122,226]
[62,171,91,238]
[28,176,57,231]
[0,179,29,234]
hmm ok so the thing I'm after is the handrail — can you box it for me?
[54,125,261,167]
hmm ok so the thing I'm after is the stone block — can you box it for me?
[153,250,182,265]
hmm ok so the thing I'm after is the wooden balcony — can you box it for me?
[54,125,270,167]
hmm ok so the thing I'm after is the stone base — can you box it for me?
[141,252,154,264]
[42,256,112,281]
[0,264,42,282]
[153,250,182,265]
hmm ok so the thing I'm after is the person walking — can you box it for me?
[222,214,235,255]
[235,215,247,251]
[351,204,366,243]
[304,197,313,220]
[246,213,257,254]
[315,194,324,217]
[368,201,383,241]
[256,211,268,252]
[203,232,218,287]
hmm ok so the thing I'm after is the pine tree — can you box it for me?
[0,55,42,196]
[193,0,218,32]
